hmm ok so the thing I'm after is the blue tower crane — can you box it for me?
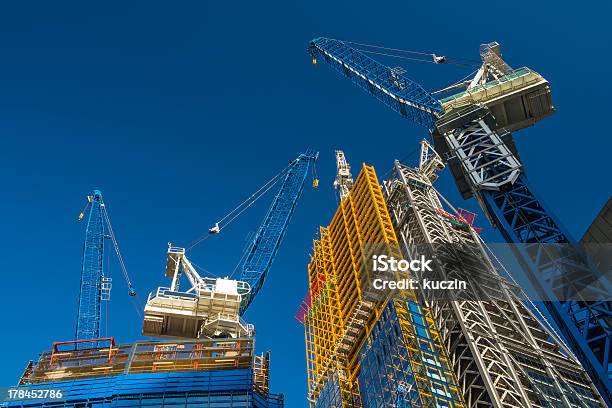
[75,190,107,342]
[309,37,612,404]
[143,151,319,339]
[76,191,136,347]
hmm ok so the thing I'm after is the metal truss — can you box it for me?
[382,160,606,408]
[481,176,612,405]
[440,110,611,404]
[239,151,318,312]
[334,150,354,201]
[76,190,106,344]
[444,118,521,192]
[309,38,442,129]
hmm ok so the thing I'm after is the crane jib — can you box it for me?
[238,152,318,313]
[310,38,442,129]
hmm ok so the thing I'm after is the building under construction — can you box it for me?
[300,148,606,407]
[306,35,610,407]
[302,162,466,407]
[12,338,282,407]
[3,152,319,408]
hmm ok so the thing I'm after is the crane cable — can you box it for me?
[429,184,573,355]
[185,161,295,251]
[344,40,481,67]
[101,201,142,319]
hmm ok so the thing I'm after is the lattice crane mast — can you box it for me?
[143,151,318,340]
[333,150,353,201]
[76,190,135,347]
[309,37,612,404]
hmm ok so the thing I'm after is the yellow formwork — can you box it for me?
[305,164,403,406]
[304,164,465,407]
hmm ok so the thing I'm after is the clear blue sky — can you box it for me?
[0,1,610,406]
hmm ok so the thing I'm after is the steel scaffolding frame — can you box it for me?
[383,157,605,407]
[304,164,463,408]
[11,338,283,407]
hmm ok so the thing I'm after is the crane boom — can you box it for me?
[309,38,442,128]
[143,151,318,339]
[310,37,612,404]
[75,191,110,343]
[239,151,318,312]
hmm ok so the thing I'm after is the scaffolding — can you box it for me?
[9,338,282,408]
[20,338,260,384]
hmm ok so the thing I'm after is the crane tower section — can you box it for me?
[382,154,606,407]
[333,150,353,200]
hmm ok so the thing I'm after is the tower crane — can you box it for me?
[143,151,318,339]
[76,190,136,348]
[309,38,612,404]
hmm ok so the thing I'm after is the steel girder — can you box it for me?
[383,162,606,408]
[309,38,442,129]
[440,116,612,405]
[481,177,612,406]
[444,119,521,192]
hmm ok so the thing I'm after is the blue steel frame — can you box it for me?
[4,370,283,407]
[358,300,461,408]
[309,38,442,129]
[239,151,319,312]
[310,37,612,403]
[482,175,612,405]
[75,190,105,344]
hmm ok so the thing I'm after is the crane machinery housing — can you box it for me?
[309,37,611,405]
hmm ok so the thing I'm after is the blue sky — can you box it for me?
[0,1,610,406]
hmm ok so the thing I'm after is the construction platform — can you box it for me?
[143,246,254,339]
[6,338,282,407]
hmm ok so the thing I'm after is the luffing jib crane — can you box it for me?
[143,151,318,339]
[309,37,612,404]
[76,191,108,343]
[76,191,135,348]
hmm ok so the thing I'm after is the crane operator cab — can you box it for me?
[143,244,254,340]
